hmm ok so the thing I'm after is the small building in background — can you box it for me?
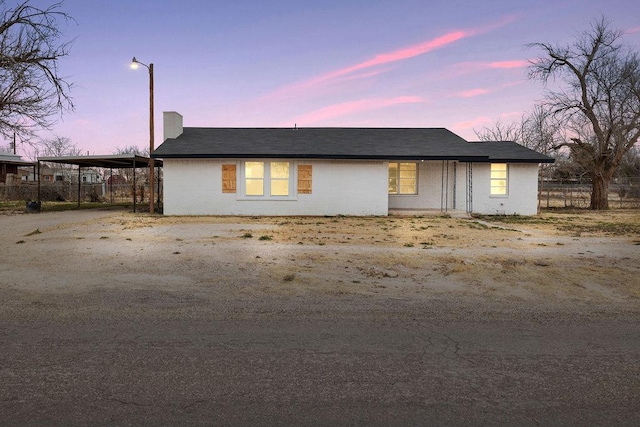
[0,152,34,184]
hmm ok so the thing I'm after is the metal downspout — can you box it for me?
[440,161,445,212]
[445,160,449,212]
[466,162,473,213]
[453,162,457,210]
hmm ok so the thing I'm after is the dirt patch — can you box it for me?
[1,209,638,313]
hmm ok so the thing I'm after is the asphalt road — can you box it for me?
[2,294,639,426]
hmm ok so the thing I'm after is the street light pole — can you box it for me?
[131,57,155,214]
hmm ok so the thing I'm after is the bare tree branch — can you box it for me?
[0,1,74,140]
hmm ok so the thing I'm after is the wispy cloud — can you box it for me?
[309,31,468,85]
[626,26,640,34]
[291,96,425,125]
[458,88,490,98]
[451,59,528,76]
[453,116,492,132]
[454,79,524,99]
[336,67,395,84]
[487,60,528,69]
[264,16,516,101]
[499,111,524,119]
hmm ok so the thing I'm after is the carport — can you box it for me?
[36,154,162,212]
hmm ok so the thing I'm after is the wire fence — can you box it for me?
[539,178,640,209]
[2,176,638,210]
[0,181,160,205]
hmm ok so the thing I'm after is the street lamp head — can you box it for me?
[131,56,151,71]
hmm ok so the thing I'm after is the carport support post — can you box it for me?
[37,160,41,204]
[77,166,81,208]
[133,158,136,213]
[156,165,161,212]
[109,168,113,203]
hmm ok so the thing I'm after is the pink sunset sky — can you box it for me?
[5,0,640,156]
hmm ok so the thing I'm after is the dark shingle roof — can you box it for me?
[466,141,555,163]
[152,128,554,163]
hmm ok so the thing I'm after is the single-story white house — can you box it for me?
[153,112,554,216]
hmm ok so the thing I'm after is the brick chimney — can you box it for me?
[163,111,183,140]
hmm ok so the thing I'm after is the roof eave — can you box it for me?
[151,153,491,161]
[480,158,556,164]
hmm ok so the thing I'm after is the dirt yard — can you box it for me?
[1,208,639,311]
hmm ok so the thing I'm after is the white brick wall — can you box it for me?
[471,163,540,215]
[163,158,540,216]
[163,159,388,216]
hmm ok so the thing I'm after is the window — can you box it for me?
[245,162,265,195]
[388,162,417,194]
[243,161,291,197]
[270,162,289,196]
[490,163,508,196]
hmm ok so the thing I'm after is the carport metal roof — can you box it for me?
[37,154,162,168]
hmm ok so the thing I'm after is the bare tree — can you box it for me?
[474,119,523,143]
[0,1,74,140]
[618,145,640,179]
[112,145,149,157]
[112,144,149,184]
[528,17,640,209]
[112,145,149,203]
[36,134,80,179]
[521,105,563,155]
[38,135,79,157]
[475,106,561,153]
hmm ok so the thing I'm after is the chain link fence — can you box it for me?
[1,180,158,205]
[539,177,640,209]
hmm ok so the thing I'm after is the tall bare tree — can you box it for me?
[475,106,561,154]
[0,1,74,140]
[474,118,523,143]
[112,145,150,203]
[38,135,79,157]
[111,145,150,183]
[528,18,640,209]
[618,145,640,179]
